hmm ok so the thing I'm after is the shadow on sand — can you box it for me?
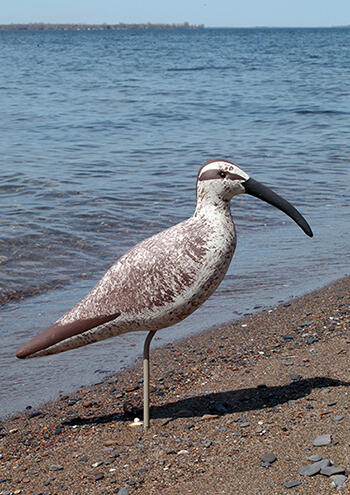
[61,376,349,427]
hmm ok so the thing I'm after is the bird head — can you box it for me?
[197,159,313,237]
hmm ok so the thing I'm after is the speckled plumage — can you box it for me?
[16,159,312,360]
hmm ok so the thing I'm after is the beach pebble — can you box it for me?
[27,411,43,419]
[261,453,277,464]
[240,422,250,428]
[201,414,219,421]
[320,465,345,476]
[200,438,212,448]
[332,415,344,422]
[284,480,302,488]
[49,464,64,471]
[308,454,322,462]
[117,489,130,495]
[94,473,104,481]
[312,434,332,446]
[214,403,228,414]
[331,475,347,489]
[290,374,302,381]
[299,459,330,477]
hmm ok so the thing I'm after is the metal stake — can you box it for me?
[143,330,156,430]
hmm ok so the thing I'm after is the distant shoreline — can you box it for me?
[0,22,204,31]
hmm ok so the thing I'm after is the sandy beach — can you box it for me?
[1,275,350,494]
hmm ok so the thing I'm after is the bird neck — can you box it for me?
[194,189,232,219]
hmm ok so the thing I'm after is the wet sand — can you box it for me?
[1,276,350,494]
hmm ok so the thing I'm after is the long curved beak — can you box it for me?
[243,177,313,237]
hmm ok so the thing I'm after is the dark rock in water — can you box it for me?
[284,480,302,488]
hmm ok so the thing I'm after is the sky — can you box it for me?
[1,0,350,28]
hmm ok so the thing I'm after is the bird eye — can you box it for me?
[219,171,226,178]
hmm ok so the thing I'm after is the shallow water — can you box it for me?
[1,28,350,418]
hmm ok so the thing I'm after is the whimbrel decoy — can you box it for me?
[16,159,313,428]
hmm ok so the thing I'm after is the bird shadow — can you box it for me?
[61,376,350,427]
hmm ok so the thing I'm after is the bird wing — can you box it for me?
[16,311,120,359]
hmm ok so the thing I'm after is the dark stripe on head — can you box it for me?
[198,169,246,182]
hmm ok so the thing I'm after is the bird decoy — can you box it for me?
[16,159,313,429]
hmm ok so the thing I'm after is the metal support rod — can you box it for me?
[143,330,156,430]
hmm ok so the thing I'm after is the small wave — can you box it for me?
[167,65,233,72]
[294,109,349,115]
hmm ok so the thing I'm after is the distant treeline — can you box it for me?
[0,22,204,31]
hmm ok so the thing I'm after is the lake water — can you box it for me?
[1,27,350,418]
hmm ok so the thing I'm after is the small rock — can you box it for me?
[129,418,142,427]
[307,454,322,462]
[49,464,63,471]
[92,461,104,468]
[284,480,302,488]
[240,422,250,428]
[290,374,302,381]
[94,473,104,481]
[331,475,347,489]
[28,411,43,419]
[200,439,212,448]
[312,434,332,446]
[214,403,228,414]
[320,466,345,476]
[261,453,277,464]
[299,459,331,476]
[332,415,344,423]
[177,449,189,455]
[117,488,130,495]
[201,414,219,420]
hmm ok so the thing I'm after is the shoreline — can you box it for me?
[1,275,350,493]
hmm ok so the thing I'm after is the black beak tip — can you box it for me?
[243,177,313,238]
[306,226,313,238]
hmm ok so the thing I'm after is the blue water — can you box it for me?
[1,28,350,418]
